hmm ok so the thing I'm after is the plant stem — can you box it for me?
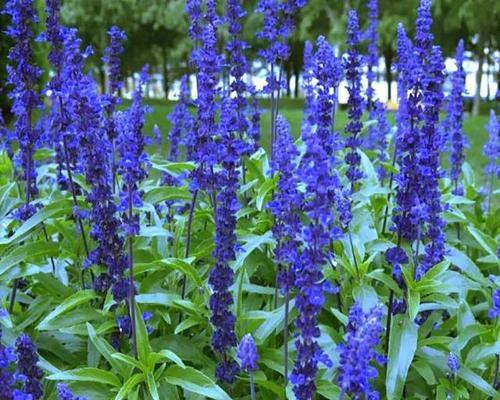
[381,144,398,234]
[8,279,18,314]
[181,190,198,300]
[283,288,290,391]
[385,289,394,356]
[41,223,56,273]
[249,372,256,400]
[127,184,138,357]
[348,230,360,278]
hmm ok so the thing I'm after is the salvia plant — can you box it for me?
[0,0,498,400]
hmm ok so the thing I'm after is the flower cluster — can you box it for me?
[116,66,151,236]
[446,40,467,194]
[290,38,344,398]
[57,384,87,400]
[269,115,302,293]
[482,110,499,212]
[187,2,223,192]
[344,10,364,189]
[15,334,44,399]
[447,352,460,374]
[4,0,43,220]
[237,334,259,372]
[337,302,385,400]
[169,75,193,161]
[388,1,447,281]
[365,0,378,109]
[488,288,500,319]
[102,26,127,98]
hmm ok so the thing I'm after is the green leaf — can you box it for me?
[37,290,97,330]
[316,380,341,399]
[134,302,151,365]
[458,366,500,399]
[445,247,484,282]
[163,365,231,400]
[135,258,201,287]
[255,176,276,211]
[47,368,121,387]
[408,289,420,321]
[114,373,145,400]
[87,323,132,379]
[233,231,275,272]
[467,226,497,256]
[0,200,74,245]
[0,241,59,276]
[254,300,295,342]
[155,349,186,368]
[144,186,192,204]
[147,373,160,400]
[386,315,418,400]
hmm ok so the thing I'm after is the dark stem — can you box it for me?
[127,184,138,357]
[385,289,394,356]
[381,144,398,234]
[8,279,18,314]
[283,288,290,391]
[62,136,90,258]
[249,372,256,400]
[41,223,56,273]
[492,354,499,395]
[347,230,360,278]
[181,190,198,300]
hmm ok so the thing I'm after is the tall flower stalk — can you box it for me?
[4,0,43,221]
[337,302,385,400]
[446,39,466,195]
[169,75,193,162]
[365,0,378,112]
[269,115,302,388]
[116,67,150,357]
[102,26,127,192]
[482,110,499,213]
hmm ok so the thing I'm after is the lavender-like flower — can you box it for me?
[208,95,246,385]
[344,10,365,189]
[446,40,467,195]
[117,67,151,236]
[57,384,87,400]
[4,0,43,221]
[418,45,446,279]
[269,115,301,295]
[337,302,385,400]
[290,41,342,395]
[447,352,460,374]
[415,0,433,58]
[237,334,259,372]
[365,0,379,110]
[0,328,19,399]
[488,288,500,319]
[102,26,127,98]
[169,75,193,161]
[482,110,499,213]
[15,334,44,399]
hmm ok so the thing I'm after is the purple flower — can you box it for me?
[102,26,127,97]
[15,334,44,399]
[57,384,87,400]
[365,0,379,108]
[482,110,499,212]
[116,66,151,235]
[447,352,460,374]
[237,334,259,372]
[269,115,302,293]
[344,10,365,189]
[446,40,467,194]
[488,288,500,319]
[415,0,433,58]
[169,75,193,161]
[4,0,43,220]
[337,302,385,400]
[366,101,391,181]
[385,246,409,287]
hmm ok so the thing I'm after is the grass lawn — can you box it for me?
[137,98,493,181]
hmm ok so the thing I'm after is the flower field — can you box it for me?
[0,0,499,399]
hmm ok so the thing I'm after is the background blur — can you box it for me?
[0,0,498,117]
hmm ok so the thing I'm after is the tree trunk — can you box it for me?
[162,48,169,100]
[294,71,300,98]
[473,44,485,116]
[99,67,106,95]
[286,67,292,97]
[384,52,393,102]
